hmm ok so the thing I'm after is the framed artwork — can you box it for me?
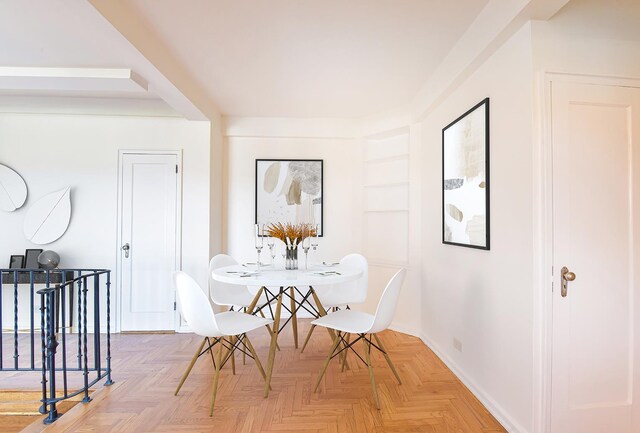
[24,248,43,269]
[255,159,323,236]
[9,255,24,269]
[442,98,490,250]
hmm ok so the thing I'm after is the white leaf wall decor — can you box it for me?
[23,187,72,245]
[0,163,28,211]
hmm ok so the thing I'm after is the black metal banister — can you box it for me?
[0,268,113,424]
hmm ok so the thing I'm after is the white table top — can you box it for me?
[211,264,362,287]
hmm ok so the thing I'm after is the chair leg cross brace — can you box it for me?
[175,333,269,416]
[314,332,402,410]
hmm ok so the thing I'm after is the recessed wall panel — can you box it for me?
[364,184,409,212]
[363,211,408,264]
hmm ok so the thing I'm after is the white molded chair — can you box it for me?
[311,268,406,409]
[300,253,368,353]
[209,254,258,307]
[173,271,272,416]
[209,254,279,353]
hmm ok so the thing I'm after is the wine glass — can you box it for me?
[311,224,319,251]
[267,236,276,266]
[254,224,264,267]
[280,241,287,269]
[302,227,311,270]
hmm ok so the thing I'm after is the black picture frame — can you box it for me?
[24,249,43,269]
[9,255,24,269]
[254,159,325,237]
[442,98,490,250]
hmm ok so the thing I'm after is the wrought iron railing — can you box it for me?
[0,268,113,424]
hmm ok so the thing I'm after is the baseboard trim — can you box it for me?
[388,323,422,339]
[418,332,529,433]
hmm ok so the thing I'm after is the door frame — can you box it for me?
[115,149,183,333]
[534,72,640,433]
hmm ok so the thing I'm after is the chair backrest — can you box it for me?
[338,253,369,304]
[208,254,243,305]
[174,271,222,337]
[368,268,407,333]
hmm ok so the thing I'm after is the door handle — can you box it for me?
[560,266,576,297]
[122,243,130,259]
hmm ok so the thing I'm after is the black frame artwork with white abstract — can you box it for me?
[442,98,490,250]
[255,159,324,236]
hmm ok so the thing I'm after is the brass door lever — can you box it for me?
[560,266,576,297]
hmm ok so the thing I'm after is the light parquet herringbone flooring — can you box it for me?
[31,321,506,433]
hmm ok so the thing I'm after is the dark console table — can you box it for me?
[1,270,75,285]
[1,270,76,330]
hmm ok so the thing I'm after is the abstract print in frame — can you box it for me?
[255,159,323,236]
[442,98,489,249]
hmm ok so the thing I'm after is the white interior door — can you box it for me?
[551,81,640,433]
[119,152,180,331]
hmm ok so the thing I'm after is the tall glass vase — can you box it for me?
[285,246,299,270]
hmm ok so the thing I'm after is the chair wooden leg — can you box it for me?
[314,332,342,393]
[300,324,315,353]
[363,336,380,410]
[175,337,206,396]
[242,309,247,365]
[259,301,281,351]
[341,333,351,373]
[290,287,298,348]
[310,288,349,370]
[210,336,229,416]
[264,289,283,398]
[373,333,401,385]
[229,336,236,375]
[243,334,271,390]
[206,338,217,366]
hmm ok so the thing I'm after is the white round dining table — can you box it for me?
[210,263,363,287]
[210,263,362,397]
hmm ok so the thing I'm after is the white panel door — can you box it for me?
[120,153,179,331]
[551,81,640,433]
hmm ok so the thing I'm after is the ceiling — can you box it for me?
[0,0,193,117]
[0,0,495,119]
[111,0,490,118]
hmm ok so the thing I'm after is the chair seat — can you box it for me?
[215,311,273,336]
[311,310,374,334]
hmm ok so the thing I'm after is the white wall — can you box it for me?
[529,1,640,431]
[224,121,422,329]
[413,2,640,432]
[224,134,358,266]
[0,113,211,330]
[532,0,640,78]
[216,3,640,433]
[419,24,535,433]
[358,128,422,335]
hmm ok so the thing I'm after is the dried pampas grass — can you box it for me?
[265,222,316,245]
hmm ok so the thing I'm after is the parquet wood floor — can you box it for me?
[15,321,506,433]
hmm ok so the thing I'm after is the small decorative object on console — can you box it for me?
[37,250,60,270]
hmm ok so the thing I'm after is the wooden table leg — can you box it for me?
[290,286,298,348]
[309,287,349,370]
[264,287,283,398]
[246,287,264,315]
